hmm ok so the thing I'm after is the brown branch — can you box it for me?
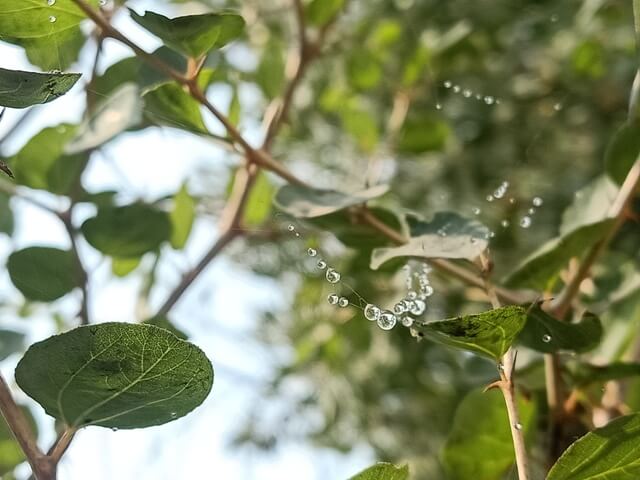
[47,427,77,465]
[58,208,90,325]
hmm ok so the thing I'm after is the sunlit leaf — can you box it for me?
[0,68,80,109]
[170,183,196,249]
[547,413,640,479]
[242,172,274,227]
[370,212,489,269]
[411,306,527,360]
[7,247,77,302]
[15,322,213,429]
[129,9,244,58]
[0,0,99,38]
[111,257,141,277]
[143,82,208,134]
[442,389,535,480]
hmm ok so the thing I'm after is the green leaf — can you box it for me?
[518,306,602,354]
[144,315,188,340]
[560,176,619,236]
[7,247,77,302]
[0,0,98,38]
[397,114,450,154]
[274,184,388,218]
[547,412,640,479]
[0,192,13,235]
[0,329,25,361]
[348,462,409,480]
[0,404,36,475]
[65,83,143,154]
[19,27,86,71]
[306,0,344,26]
[571,362,640,386]
[340,106,379,152]
[442,389,535,480]
[111,257,141,277]
[242,172,274,227]
[15,322,213,429]
[143,82,208,134]
[81,203,171,257]
[129,9,244,58]
[370,212,489,269]
[0,68,80,109]
[170,183,196,249]
[255,39,285,99]
[9,124,87,194]
[605,122,640,185]
[411,306,527,360]
[346,50,382,90]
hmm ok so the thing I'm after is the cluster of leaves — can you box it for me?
[0,0,639,479]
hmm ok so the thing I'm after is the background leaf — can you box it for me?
[0,68,80,109]
[15,322,213,429]
[605,122,640,185]
[547,413,640,479]
[170,183,196,249]
[7,247,77,302]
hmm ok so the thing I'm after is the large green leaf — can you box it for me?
[65,83,143,154]
[0,0,98,38]
[143,82,208,134]
[7,247,77,302]
[370,212,489,269]
[348,463,409,480]
[442,389,535,480]
[504,221,613,290]
[15,322,213,429]
[129,9,244,58]
[81,203,171,257]
[605,122,640,185]
[411,306,527,360]
[0,329,25,361]
[8,124,86,195]
[169,183,196,249]
[547,413,640,479]
[19,27,86,71]
[274,184,388,218]
[518,306,602,354]
[0,68,80,109]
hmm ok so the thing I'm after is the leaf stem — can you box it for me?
[48,427,78,464]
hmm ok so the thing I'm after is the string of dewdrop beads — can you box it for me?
[286,221,433,332]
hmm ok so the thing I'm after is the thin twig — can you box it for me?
[58,208,90,325]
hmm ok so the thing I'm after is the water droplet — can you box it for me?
[528,207,536,215]
[486,195,494,202]
[519,216,532,228]
[287,224,295,232]
[393,303,406,315]
[462,89,472,98]
[364,304,381,321]
[542,334,552,343]
[377,311,397,330]
[338,297,349,308]
[99,0,107,5]
[472,207,481,215]
[401,316,414,327]
[494,187,506,199]
[443,80,452,88]
[170,412,177,418]
[509,197,516,204]
[475,93,483,100]
[317,260,327,270]
[49,15,56,22]
[110,427,118,432]
[437,228,447,237]
[489,231,496,238]
[435,103,442,110]
[407,291,417,300]
[550,14,559,22]
[484,96,495,105]
[422,285,434,297]
[514,422,523,430]
[553,103,563,111]
[327,294,339,305]
[47,0,56,5]
[410,299,426,316]
[501,220,509,228]
[325,268,341,283]
[307,248,317,257]
[295,232,300,237]
[532,197,543,207]
[453,85,461,93]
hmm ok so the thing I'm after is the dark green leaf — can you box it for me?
[7,247,77,302]
[306,0,344,26]
[0,68,80,109]
[0,329,25,361]
[518,306,602,353]
[397,114,450,154]
[81,204,171,257]
[170,183,196,249]
[15,322,213,429]
[65,83,143,154]
[129,9,244,58]
[547,413,640,479]
[442,389,535,480]
[0,192,13,235]
[605,122,640,185]
[274,184,388,218]
[411,306,527,360]
[0,0,98,38]
[144,315,188,340]
[143,82,208,134]
[503,221,613,290]
[571,362,640,386]
[348,462,409,480]
[370,212,489,269]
